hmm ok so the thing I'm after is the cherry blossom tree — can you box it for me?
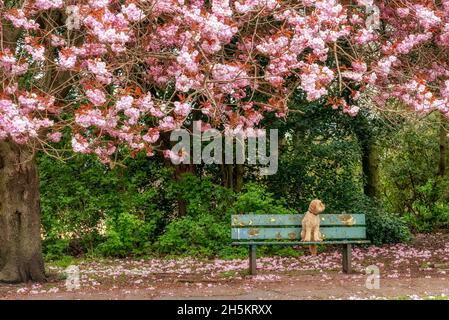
[1,0,449,283]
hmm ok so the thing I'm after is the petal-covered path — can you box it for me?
[1,233,449,300]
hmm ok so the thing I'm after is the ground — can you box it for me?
[1,233,449,300]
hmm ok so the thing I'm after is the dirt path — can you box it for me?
[1,233,449,300]
[1,272,448,300]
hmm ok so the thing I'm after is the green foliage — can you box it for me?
[98,212,156,257]
[354,199,412,245]
[154,174,235,256]
[266,101,365,213]
[269,138,363,213]
[156,214,230,256]
[38,99,433,260]
[258,245,305,257]
[43,238,70,261]
[404,179,449,232]
[380,121,438,214]
[39,151,173,258]
[48,255,77,269]
[380,117,449,232]
[166,173,234,220]
[230,183,294,215]
[156,179,295,257]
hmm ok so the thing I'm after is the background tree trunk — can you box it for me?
[353,112,381,200]
[234,164,244,192]
[174,163,195,216]
[361,142,380,199]
[222,164,234,190]
[0,141,45,283]
[222,164,244,192]
[438,112,447,177]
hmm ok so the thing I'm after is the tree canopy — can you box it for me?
[1,0,448,162]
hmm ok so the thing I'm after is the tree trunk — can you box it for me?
[222,164,234,190]
[222,164,244,192]
[0,141,46,283]
[438,112,447,177]
[174,163,195,216]
[361,142,380,199]
[234,164,244,192]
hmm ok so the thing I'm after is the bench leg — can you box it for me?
[342,243,352,274]
[249,245,257,275]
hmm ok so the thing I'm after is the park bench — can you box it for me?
[231,213,370,275]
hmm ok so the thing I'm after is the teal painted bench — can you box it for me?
[231,213,370,275]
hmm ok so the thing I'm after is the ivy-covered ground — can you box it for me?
[1,233,449,300]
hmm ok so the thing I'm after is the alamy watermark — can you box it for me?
[361,0,381,30]
[365,265,380,289]
[167,121,278,175]
[65,265,81,291]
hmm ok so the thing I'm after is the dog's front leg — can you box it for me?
[303,226,312,242]
[313,228,323,242]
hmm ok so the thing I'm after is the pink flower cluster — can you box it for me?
[1,0,449,161]
[300,64,335,101]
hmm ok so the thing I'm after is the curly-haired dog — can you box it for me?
[301,199,326,255]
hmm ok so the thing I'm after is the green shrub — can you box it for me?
[406,179,449,232]
[405,202,449,233]
[43,238,70,261]
[230,183,294,215]
[98,212,156,257]
[155,173,236,256]
[39,151,173,258]
[155,214,229,256]
[356,200,412,245]
[156,181,295,257]
[379,118,449,232]
[366,210,412,245]
[166,173,234,219]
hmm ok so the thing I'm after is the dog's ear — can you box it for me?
[309,199,318,213]
[309,199,325,214]
[318,201,325,212]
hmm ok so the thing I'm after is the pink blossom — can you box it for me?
[34,0,63,10]
[47,132,62,142]
[122,3,145,22]
[115,96,134,111]
[414,5,441,30]
[173,102,191,118]
[58,48,77,69]
[86,89,106,106]
[71,134,91,153]
[159,116,177,131]
[300,64,335,101]
[86,59,112,84]
[143,128,160,144]
[4,9,39,30]
[25,43,45,62]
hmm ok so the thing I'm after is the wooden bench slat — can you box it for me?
[231,226,366,240]
[231,240,371,245]
[231,213,370,275]
[231,214,365,227]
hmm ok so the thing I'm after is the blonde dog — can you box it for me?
[301,199,326,255]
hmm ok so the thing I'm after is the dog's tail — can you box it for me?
[309,244,317,255]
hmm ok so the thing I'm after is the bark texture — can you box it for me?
[222,164,244,192]
[0,141,45,283]
[361,142,380,199]
[438,112,447,177]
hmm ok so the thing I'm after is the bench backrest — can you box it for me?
[231,214,366,241]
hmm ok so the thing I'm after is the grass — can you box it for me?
[384,295,449,300]
[46,255,78,268]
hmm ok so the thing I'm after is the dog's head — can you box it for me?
[308,199,325,215]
